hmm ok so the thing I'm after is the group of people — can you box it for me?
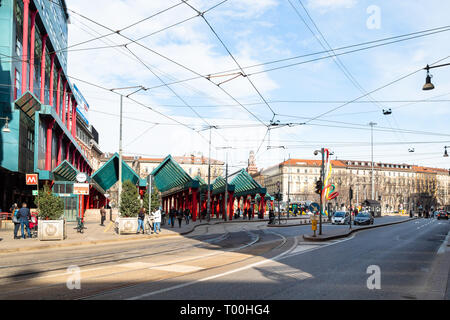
[167,207,191,228]
[10,202,33,239]
[136,207,162,234]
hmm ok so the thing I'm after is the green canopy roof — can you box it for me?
[193,175,206,186]
[231,169,266,197]
[150,155,194,193]
[91,153,141,191]
[53,160,78,181]
[211,176,235,195]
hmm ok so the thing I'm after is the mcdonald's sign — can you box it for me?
[26,174,38,185]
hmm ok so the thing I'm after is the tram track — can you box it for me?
[0,224,293,299]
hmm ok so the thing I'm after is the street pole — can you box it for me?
[287,153,290,220]
[148,174,152,214]
[319,148,324,235]
[118,95,123,215]
[369,122,377,200]
[207,127,212,222]
[224,152,228,221]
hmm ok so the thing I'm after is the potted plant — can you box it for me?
[117,180,141,234]
[35,184,66,240]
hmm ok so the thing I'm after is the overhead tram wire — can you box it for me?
[292,0,406,143]
[182,1,277,121]
[304,54,450,124]
[45,0,186,57]
[122,46,229,145]
[140,24,450,91]
[52,0,267,126]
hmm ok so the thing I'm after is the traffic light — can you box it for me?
[315,180,322,194]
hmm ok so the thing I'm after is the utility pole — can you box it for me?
[118,95,123,213]
[320,148,324,235]
[224,154,228,221]
[207,127,212,222]
[369,121,377,200]
[287,153,291,220]
[148,174,152,214]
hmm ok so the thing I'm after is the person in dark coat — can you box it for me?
[18,203,31,239]
[169,207,176,228]
[136,208,145,234]
[100,206,106,226]
[184,208,190,225]
[11,204,20,239]
[177,209,183,228]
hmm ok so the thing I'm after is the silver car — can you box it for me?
[331,211,350,225]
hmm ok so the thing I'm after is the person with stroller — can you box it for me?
[152,207,161,234]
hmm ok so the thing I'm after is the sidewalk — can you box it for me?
[303,216,416,241]
[0,218,206,254]
[0,215,296,254]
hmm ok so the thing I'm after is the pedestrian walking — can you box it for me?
[100,206,106,226]
[11,204,20,239]
[177,208,183,228]
[169,207,176,228]
[137,208,145,234]
[152,207,161,234]
[184,208,190,225]
[17,203,31,239]
[148,209,155,232]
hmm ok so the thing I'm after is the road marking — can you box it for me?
[437,231,450,255]
[127,232,297,300]
[118,262,157,269]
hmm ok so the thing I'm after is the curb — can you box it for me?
[0,216,314,254]
[302,217,417,242]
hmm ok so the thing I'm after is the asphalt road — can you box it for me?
[0,216,448,300]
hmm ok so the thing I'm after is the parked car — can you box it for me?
[331,211,350,225]
[437,211,448,220]
[354,212,374,225]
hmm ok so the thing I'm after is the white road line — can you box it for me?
[127,231,296,300]
[437,231,450,255]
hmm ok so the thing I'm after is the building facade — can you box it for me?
[0,0,104,215]
[252,158,450,213]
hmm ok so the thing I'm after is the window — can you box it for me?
[14,69,20,99]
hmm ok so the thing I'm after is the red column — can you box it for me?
[62,81,67,124]
[56,133,63,166]
[72,99,77,137]
[49,53,55,106]
[65,142,70,161]
[192,189,198,222]
[228,192,234,220]
[56,69,61,115]
[251,195,255,218]
[40,34,48,103]
[21,0,30,95]
[72,147,76,167]
[28,9,38,92]
[66,95,71,130]
[45,120,54,171]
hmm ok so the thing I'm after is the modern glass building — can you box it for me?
[0,0,105,218]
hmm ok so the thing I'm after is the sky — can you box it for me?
[65,0,450,172]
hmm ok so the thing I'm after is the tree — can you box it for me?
[119,180,140,217]
[143,186,160,213]
[34,184,64,220]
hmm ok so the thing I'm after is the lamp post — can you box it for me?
[422,63,450,90]
[217,146,233,221]
[110,85,145,214]
[0,117,11,133]
[369,122,377,200]
[444,146,450,157]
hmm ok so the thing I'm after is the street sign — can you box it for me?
[76,172,88,183]
[73,183,89,195]
[32,190,38,196]
[26,174,38,185]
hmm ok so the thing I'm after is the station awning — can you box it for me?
[150,155,194,193]
[52,160,78,181]
[211,176,235,195]
[91,153,141,191]
[14,91,41,121]
[231,169,266,197]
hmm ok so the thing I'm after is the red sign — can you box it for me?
[26,174,38,185]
